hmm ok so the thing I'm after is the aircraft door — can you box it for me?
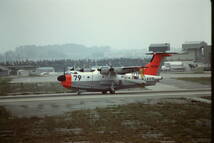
[90,72,100,89]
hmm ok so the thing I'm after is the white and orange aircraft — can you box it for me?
[57,52,174,95]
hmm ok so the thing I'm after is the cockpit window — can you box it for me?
[71,72,78,74]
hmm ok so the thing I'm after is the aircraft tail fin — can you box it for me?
[143,52,175,75]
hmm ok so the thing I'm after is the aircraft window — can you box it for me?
[87,76,90,78]
[128,77,131,79]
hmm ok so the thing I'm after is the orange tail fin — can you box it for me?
[144,53,172,75]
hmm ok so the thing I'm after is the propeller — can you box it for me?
[57,67,66,82]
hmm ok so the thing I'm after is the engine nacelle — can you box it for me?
[98,66,111,74]
[114,68,125,74]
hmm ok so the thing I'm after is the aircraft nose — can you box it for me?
[57,74,72,88]
[57,75,66,82]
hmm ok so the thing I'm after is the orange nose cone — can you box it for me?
[61,74,72,88]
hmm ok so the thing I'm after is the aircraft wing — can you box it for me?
[114,66,147,74]
[98,66,147,75]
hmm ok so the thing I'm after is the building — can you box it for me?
[17,69,30,76]
[167,41,211,64]
[0,65,10,76]
[149,43,170,53]
[162,61,185,72]
[7,65,36,75]
[203,45,211,65]
[182,41,208,62]
[31,67,55,76]
[36,67,55,73]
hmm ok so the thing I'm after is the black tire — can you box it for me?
[109,90,115,94]
[102,91,107,94]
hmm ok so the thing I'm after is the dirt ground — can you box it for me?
[0,99,211,143]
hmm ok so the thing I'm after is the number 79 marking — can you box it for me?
[73,75,81,81]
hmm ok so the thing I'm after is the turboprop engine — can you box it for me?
[97,66,138,75]
[97,66,113,74]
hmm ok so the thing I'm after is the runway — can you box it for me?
[0,88,211,117]
[0,88,211,103]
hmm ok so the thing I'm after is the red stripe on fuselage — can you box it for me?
[61,74,72,88]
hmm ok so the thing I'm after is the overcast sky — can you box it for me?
[0,0,211,54]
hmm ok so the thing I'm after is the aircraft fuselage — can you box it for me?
[60,69,161,92]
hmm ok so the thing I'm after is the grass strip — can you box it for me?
[0,100,211,143]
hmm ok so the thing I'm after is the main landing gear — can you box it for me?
[101,90,115,94]
[101,82,116,94]
[102,91,107,94]
[109,90,115,94]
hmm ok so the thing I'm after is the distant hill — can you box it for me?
[0,43,147,62]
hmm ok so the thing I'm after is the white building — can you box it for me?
[31,67,55,76]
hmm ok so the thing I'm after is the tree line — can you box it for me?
[0,58,151,72]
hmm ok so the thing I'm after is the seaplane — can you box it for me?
[57,52,175,95]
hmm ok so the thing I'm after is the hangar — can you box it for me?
[0,65,10,76]
[167,41,211,64]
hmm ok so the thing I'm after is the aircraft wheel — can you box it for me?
[109,90,115,94]
[77,91,81,95]
[102,91,107,94]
